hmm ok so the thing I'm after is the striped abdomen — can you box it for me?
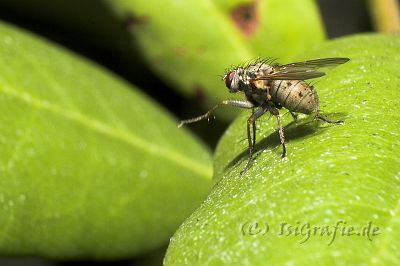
[270,80,316,114]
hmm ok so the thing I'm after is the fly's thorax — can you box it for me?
[243,63,274,90]
[270,80,316,114]
[246,63,274,81]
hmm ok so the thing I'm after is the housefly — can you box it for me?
[179,57,349,174]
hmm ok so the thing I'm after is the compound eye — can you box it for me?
[224,71,235,89]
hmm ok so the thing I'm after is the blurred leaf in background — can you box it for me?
[368,0,400,34]
[0,0,179,116]
[165,34,400,265]
[0,21,212,259]
[106,0,325,119]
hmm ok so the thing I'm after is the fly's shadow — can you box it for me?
[223,112,347,172]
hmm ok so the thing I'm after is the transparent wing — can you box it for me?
[252,57,349,81]
[281,57,350,69]
[252,68,326,81]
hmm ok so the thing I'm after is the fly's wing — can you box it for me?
[252,57,349,81]
[252,68,326,81]
[282,57,350,69]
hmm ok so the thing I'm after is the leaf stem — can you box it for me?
[368,0,400,33]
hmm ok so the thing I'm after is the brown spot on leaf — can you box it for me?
[197,46,207,55]
[124,13,149,31]
[175,46,188,56]
[193,85,207,105]
[230,0,260,38]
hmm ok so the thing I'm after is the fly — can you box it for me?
[179,57,350,174]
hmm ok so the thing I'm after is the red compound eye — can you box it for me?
[224,71,235,88]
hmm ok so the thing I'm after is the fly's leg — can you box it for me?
[249,108,257,166]
[269,107,287,158]
[289,111,298,120]
[241,107,268,175]
[252,109,256,149]
[178,100,254,128]
[313,89,343,124]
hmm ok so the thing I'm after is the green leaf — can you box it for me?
[0,21,212,259]
[164,34,400,265]
[106,0,325,118]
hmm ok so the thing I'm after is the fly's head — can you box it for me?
[223,67,245,93]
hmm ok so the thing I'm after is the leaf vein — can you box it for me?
[0,85,212,178]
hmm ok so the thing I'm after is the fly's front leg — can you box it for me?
[241,107,268,175]
[269,107,287,158]
[178,100,254,128]
[313,89,343,124]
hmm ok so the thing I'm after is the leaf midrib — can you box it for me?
[0,85,212,178]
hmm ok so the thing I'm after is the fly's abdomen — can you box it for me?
[270,80,315,114]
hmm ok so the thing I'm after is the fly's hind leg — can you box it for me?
[178,100,254,127]
[289,111,298,121]
[241,107,268,175]
[269,107,287,158]
[313,89,343,124]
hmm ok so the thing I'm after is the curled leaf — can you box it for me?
[165,34,400,265]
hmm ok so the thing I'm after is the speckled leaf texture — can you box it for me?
[0,22,212,259]
[165,34,400,265]
[106,0,325,117]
